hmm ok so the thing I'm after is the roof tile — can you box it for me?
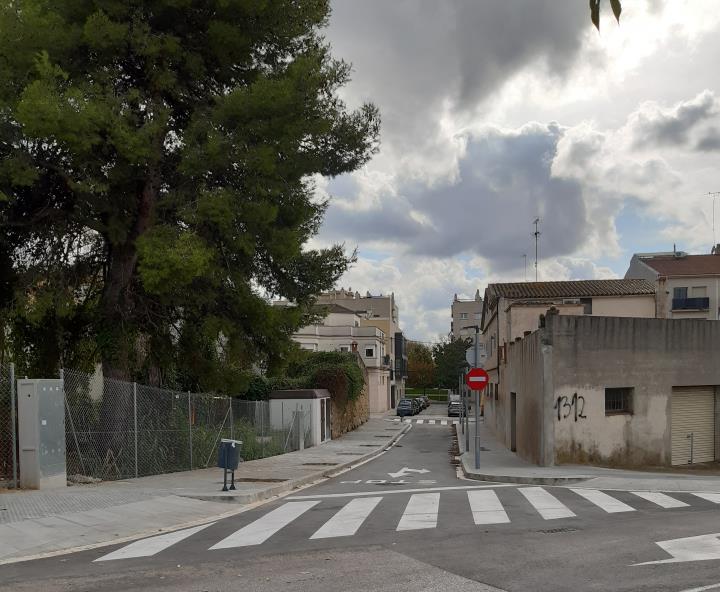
[640,255,720,277]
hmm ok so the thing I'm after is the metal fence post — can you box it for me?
[188,391,193,470]
[261,401,265,458]
[229,398,234,440]
[9,362,17,489]
[133,382,138,478]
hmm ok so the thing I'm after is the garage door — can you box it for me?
[671,386,716,465]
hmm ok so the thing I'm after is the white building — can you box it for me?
[292,303,392,414]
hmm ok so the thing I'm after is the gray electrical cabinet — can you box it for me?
[18,379,67,489]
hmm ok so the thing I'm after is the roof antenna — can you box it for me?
[533,218,541,282]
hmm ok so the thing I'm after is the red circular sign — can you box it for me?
[465,367,490,391]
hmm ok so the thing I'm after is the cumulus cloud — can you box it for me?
[315,2,720,341]
[324,123,591,269]
[628,90,720,149]
[326,0,590,181]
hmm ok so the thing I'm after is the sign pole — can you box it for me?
[474,327,480,469]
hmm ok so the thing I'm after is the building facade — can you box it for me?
[292,303,392,414]
[625,250,720,320]
[480,279,657,416]
[451,290,483,340]
[487,313,720,468]
[316,289,407,407]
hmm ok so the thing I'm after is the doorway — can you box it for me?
[510,392,517,452]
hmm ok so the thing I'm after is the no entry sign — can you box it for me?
[465,367,489,391]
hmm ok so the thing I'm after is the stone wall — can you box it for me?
[330,356,370,439]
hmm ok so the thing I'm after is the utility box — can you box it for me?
[18,379,67,489]
[269,389,331,448]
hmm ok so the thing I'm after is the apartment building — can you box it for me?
[292,302,392,414]
[450,290,483,340]
[316,289,407,408]
[625,248,720,320]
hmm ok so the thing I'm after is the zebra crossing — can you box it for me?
[392,417,459,425]
[93,486,720,562]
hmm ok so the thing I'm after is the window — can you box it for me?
[490,336,496,355]
[605,387,633,415]
[365,347,375,358]
[474,312,481,319]
[460,312,468,320]
[339,346,349,353]
[580,298,592,315]
[691,286,708,297]
[673,287,688,300]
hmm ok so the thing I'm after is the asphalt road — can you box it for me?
[4,420,720,592]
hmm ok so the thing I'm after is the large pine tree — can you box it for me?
[0,0,379,389]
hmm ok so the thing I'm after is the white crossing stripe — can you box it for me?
[428,420,436,425]
[397,493,440,531]
[570,489,635,513]
[691,493,720,504]
[631,491,689,509]
[393,418,400,422]
[95,522,215,561]
[310,496,382,539]
[403,418,411,423]
[452,420,459,425]
[467,490,510,524]
[416,419,424,424]
[441,420,448,425]
[210,501,319,549]
[519,487,576,520]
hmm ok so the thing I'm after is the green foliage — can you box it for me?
[406,341,435,389]
[0,0,379,386]
[236,351,363,402]
[432,337,472,389]
[589,0,622,31]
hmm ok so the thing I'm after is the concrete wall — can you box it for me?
[548,315,720,467]
[591,295,656,318]
[493,314,720,467]
[505,333,546,464]
[367,367,390,413]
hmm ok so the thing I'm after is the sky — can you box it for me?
[311,0,720,342]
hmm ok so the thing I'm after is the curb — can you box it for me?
[459,454,592,485]
[181,422,412,504]
[454,425,592,486]
[0,422,411,566]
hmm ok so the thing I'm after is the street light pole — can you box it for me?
[474,325,480,469]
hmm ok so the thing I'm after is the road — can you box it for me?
[4,415,720,591]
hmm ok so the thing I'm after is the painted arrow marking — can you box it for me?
[635,533,720,565]
[388,467,430,479]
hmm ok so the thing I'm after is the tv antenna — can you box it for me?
[710,192,720,248]
[533,218,541,282]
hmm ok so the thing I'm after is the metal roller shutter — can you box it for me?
[671,386,715,465]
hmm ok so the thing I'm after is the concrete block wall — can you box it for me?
[547,315,720,467]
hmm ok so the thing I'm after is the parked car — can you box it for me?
[421,395,431,408]
[411,398,422,415]
[448,400,462,417]
[396,398,414,417]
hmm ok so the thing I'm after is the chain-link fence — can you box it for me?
[0,363,18,487]
[63,369,311,481]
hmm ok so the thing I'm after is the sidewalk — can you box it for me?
[457,418,720,493]
[0,417,409,564]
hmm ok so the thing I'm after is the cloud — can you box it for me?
[326,0,590,181]
[629,90,719,149]
[324,123,592,270]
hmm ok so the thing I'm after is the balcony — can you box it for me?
[672,297,710,311]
